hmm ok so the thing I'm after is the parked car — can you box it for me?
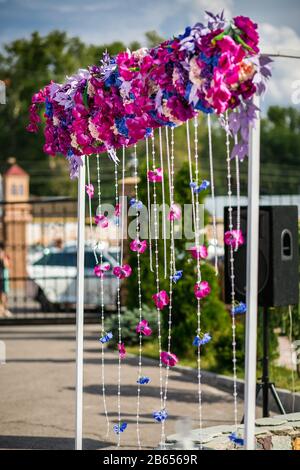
[27,248,118,312]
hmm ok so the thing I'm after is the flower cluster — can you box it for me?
[28,13,271,176]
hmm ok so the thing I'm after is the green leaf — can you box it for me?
[83,82,89,109]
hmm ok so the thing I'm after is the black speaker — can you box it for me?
[224,206,299,307]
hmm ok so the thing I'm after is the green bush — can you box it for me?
[105,304,158,347]
[126,161,245,371]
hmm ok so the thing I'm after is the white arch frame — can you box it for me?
[74,50,300,451]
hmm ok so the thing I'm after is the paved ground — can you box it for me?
[0,324,245,450]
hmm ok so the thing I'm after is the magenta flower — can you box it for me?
[147,168,163,183]
[113,264,132,279]
[207,70,232,115]
[194,281,211,299]
[95,214,109,228]
[188,245,208,260]
[129,239,147,254]
[152,290,169,310]
[85,183,94,199]
[224,230,244,248]
[160,351,178,367]
[118,343,126,359]
[233,16,259,54]
[168,203,181,221]
[136,319,152,336]
[94,262,110,278]
[114,204,121,217]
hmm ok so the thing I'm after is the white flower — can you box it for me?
[88,119,101,139]
[70,133,79,149]
[189,57,204,87]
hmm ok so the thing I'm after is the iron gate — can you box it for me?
[0,198,117,322]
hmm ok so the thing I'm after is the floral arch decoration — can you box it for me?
[28,11,271,449]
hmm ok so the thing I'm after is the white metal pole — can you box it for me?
[75,155,86,450]
[244,94,260,450]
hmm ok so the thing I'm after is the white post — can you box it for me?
[244,94,260,450]
[75,155,86,450]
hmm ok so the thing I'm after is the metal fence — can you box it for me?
[0,198,117,322]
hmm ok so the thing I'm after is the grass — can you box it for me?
[127,341,300,393]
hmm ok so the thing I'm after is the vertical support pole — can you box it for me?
[75,155,86,450]
[244,94,260,450]
[262,306,269,417]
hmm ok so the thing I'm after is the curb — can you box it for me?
[129,354,300,414]
[174,364,300,414]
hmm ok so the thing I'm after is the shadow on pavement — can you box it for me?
[0,435,112,450]
[66,383,231,404]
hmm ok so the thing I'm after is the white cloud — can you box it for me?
[259,23,300,108]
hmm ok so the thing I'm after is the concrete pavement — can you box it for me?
[0,324,245,450]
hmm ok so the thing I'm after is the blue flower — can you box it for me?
[153,409,168,422]
[145,128,152,138]
[233,302,247,315]
[184,82,193,102]
[229,432,244,446]
[193,333,212,347]
[115,117,129,137]
[99,332,113,344]
[104,71,122,88]
[130,198,143,210]
[178,26,192,41]
[113,422,127,434]
[45,98,53,118]
[189,180,210,193]
[137,376,150,385]
[195,99,214,114]
[172,270,183,283]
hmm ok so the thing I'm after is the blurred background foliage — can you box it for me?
[0,31,300,198]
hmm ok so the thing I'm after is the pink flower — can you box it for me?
[207,70,232,115]
[147,168,163,183]
[234,16,259,54]
[85,183,94,198]
[95,214,109,228]
[136,319,152,336]
[118,342,126,359]
[130,239,147,254]
[194,281,211,299]
[188,245,208,260]
[152,290,169,310]
[160,351,178,367]
[114,204,121,217]
[113,264,132,279]
[94,262,110,278]
[224,230,244,248]
[168,203,181,221]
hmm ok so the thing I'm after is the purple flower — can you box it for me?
[67,153,83,179]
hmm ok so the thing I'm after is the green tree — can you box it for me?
[0,31,128,196]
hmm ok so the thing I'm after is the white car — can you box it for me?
[27,248,119,312]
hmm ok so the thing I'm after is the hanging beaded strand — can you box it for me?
[170,127,176,274]
[120,146,126,265]
[114,152,123,447]
[133,144,144,450]
[146,137,154,272]
[207,114,219,274]
[86,156,98,264]
[151,130,164,442]
[96,153,110,437]
[191,116,203,447]
[160,126,175,449]
[225,112,239,431]
[234,134,241,252]
[158,127,167,279]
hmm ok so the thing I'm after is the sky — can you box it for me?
[0,0,300,110]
